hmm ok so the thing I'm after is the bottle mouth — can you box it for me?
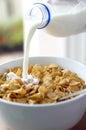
[29,3,51,29]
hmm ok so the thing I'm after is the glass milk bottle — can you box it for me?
[23,0,86,60]
[29,0,86,37]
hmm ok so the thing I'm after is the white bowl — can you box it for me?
[0,57,86,130]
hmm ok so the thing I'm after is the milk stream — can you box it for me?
[22,20,40,79]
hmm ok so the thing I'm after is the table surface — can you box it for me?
[0,52,86,130]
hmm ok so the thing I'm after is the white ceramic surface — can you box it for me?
[0,57,86,130]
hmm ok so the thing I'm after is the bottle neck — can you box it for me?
[29,3,51,29]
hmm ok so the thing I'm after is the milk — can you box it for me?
[7,72,39,86]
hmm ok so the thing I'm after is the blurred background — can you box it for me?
[0,0,23,52]
[0,0,23,62]
[0,0,86,64]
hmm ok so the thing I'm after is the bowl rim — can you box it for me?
[0,56,86,107]
[0,93,85,107]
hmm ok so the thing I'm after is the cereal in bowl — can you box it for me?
[0,64,85,104]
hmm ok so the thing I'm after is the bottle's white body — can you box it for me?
[44,2,86,37]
